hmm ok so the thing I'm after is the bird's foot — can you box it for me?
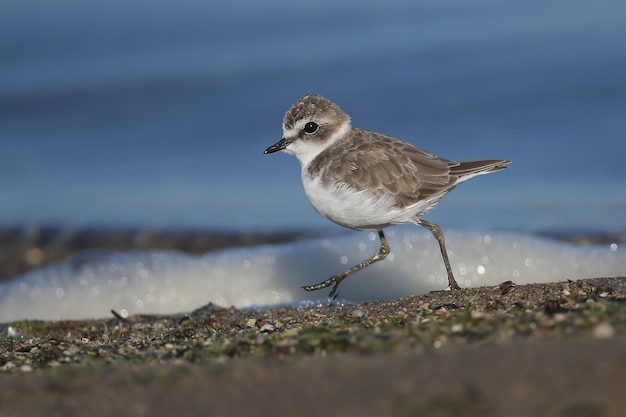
[430,282,462,294]
[302,276,341,299]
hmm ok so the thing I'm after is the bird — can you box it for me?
[264,93,510,297]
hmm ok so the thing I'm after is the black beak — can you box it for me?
[264,138,289,154]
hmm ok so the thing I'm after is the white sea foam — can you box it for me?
[0,229,624,322]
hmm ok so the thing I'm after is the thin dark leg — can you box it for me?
[303,229,390,298]
[413,218,461,290]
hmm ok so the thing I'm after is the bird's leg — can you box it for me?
[303,230,390,298]
[413,218,461,290]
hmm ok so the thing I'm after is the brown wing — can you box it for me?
[311,128,510,208]
[313,128,456,207]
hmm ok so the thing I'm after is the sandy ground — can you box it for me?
[1,336,625,417]
[0,227,625,417]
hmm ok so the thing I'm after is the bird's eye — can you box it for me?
[303,122,319,134]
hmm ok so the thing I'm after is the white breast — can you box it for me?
[301,172,442,230]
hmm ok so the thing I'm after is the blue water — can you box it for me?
[2,0,626,233]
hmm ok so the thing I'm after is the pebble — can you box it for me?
[259,323,274,332]
[7,326,20,338]
[451,324,464,333]
[592,322,615,339]
[351,309,365,318]
[470,311,486,319]
[1,362,16,371]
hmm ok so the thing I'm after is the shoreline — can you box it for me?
[1,224,624,283]
[0,225,320,282]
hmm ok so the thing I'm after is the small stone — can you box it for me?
[435,307,448,317]
[499,280,516,295]
[7,326,20,338]
[20,365,33,372]
[470,311,485,319]
[259,323,274,332]
[592,322,615,339]
[246,318,257,328]
[352,309,365,318]
[1,362,16,371]
[451,324,464,333]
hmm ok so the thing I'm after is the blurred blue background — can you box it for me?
[2,0,625,233]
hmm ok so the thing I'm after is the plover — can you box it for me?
[265,94,509,297]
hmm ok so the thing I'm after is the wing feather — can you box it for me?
[314,129,454,207]
[310,128,510,209]
[308,128,509,207]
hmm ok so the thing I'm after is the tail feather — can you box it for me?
[450,159,510,182]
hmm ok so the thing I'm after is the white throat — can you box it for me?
[283,120,351,168]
